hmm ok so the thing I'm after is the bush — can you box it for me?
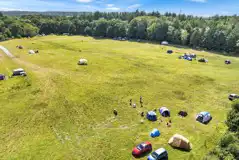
[227,143,239,158]
[226,101,239,132]
[219,133,237,147]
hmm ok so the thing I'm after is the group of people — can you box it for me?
[113,96,172,127]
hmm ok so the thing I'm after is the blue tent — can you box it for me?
[147,111,157,121]
[159,107,170,117]
[186,57,192,61]
[0,74,5,80]
[150,129,160,138]
[196,111,212,124]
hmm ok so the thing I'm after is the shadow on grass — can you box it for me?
[132,150,152,159]
[170,146,192,153]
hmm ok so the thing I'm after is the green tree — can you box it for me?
[93,18,108,37]
[190,28,201,48]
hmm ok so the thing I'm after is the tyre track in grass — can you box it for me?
[0,45,136,143]
[0,45,64,76]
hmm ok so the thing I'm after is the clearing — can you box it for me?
[0,36,239,160]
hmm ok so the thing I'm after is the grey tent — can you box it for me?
[161,41,169,45]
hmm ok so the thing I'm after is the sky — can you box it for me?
[0,0,239,16]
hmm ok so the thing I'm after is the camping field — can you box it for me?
[0,35,239,160]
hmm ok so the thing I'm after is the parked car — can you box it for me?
[132,141,152,158]
[12,68,27,77]
[228,94,239,101]
[147,148,168,160]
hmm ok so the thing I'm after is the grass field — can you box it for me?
[0,35,239,160]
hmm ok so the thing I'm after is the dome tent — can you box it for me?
[147,111,157,121]
[178,111,188,117]
[167,50,173,54]
[29,50,35,54]
[225,60,231,64]
[78,59,88,65]
[150,129,160,138]
[168,134,192,151]
[161,41,169,45]
[159,107,170,117]
[196,111,212,124]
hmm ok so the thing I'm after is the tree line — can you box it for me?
[0,11,239,54]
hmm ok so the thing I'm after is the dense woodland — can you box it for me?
[1,11,239,54]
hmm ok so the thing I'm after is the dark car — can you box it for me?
[228,94,239,101]
[132,142,152,158]
[148,148,168,160]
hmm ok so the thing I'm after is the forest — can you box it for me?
[0,10,239,54]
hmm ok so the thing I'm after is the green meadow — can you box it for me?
[0,36,239,160]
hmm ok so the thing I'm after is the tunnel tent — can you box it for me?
[196,111,212,124]
[150,128,160,138]
[147,111,157,121]
[168,134,192,151]
[159,107,170,117]
[0,74,5,80]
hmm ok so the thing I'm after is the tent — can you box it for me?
[225,60,231,64]
[29,50,35,54]
[196,112,212,124]
[78,59,88,65]
[198,58,208,63]
[0,74,5,80]
[161,41,169,45]
[178,111,188,117]
[150,129,160,138]
[168,134,192,151]
[159,107,170,117]
[186,57,192,61]
[167,50,173,54]
[147,111,157,121]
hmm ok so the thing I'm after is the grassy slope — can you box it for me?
[0,36,239,160]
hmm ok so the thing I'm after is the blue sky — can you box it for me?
[0,0,238,16]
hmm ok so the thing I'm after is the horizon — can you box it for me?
[0,0,239,17]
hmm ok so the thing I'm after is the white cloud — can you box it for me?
[76,0,93,3]
[106,7,120,11]
[128,4,142,9]
[107,4,114,7]
[190,0,207,3]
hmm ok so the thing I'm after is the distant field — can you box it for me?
[0,36,239,160]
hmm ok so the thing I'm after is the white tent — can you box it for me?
[78,59,88,65]
[29,50,35,54]
[161,41,169,45]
